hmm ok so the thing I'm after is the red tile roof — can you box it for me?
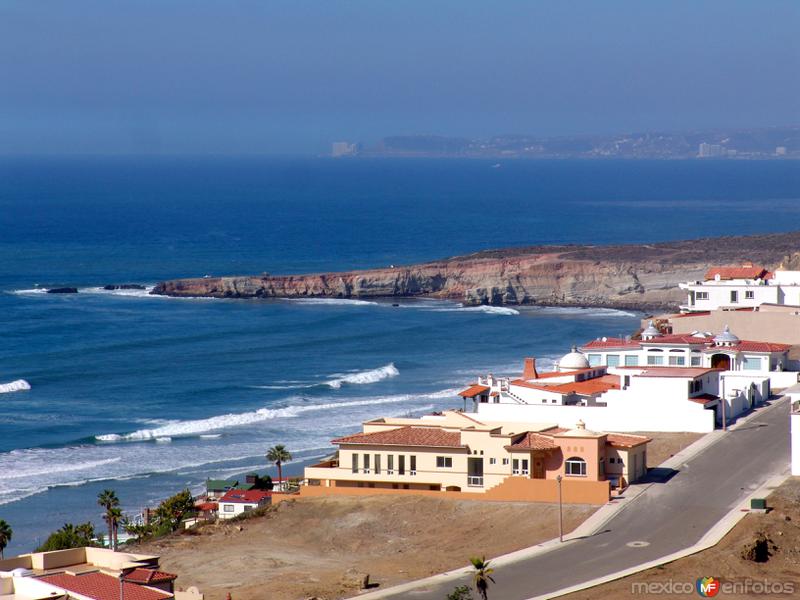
[219,489,272,504]
[638,367,721,378]
[123,569,178,585]
[333,426,465,448]
[581,337,640,350]
[641,334,711,346]
[195,501,218,512]
[507,432,559,451]
[689,393,720,405]
[511,375,619,396]
[703,340,791,353]
[606,433,651,448]
[40,573,172,600]
[458,384,490,398]
[704,265,769,281]
[531,367,607,379]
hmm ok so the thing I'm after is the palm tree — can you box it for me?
[0,519,12,559]
[266,445,292,490]
[109,507,123,550]
[470,556,495,600]
[97,489,120,550]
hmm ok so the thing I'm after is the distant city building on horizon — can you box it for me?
[331,141,360,157]
[698,142,726,158]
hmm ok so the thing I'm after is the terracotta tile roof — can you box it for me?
[540,426,569,434]
[511,375,619,396]
[688,393,720,405]
[219,489,272,504]
[581,337,640,350]
[641,334,711,346]
[704,265,769,281]
[605,433,651,448]
[333,426,465,448]
[507,432,559,451]
[123,569,178,585]
[40,573,172,600]
[703,340,791,353]
[458,384,490,398]
[637,367,721,378]
[195,501,218,511]
[530,367,605,379]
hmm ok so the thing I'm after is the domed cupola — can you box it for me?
[641,320,662,341]
[558,346,590,371]
[713,325,740,347]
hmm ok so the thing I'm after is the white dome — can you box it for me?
[713,324,740,346]
[558,346,590,371]
[641,320,662,340]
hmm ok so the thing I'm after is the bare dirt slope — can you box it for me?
[138,495,596,600]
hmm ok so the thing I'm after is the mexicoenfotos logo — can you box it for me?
[696,577,721,597]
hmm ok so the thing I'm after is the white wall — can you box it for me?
[218,502,263,519]
[792,412,800,476]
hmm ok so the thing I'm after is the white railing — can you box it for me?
[467,476,484,487]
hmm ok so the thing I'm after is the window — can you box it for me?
[502,458,509,466]
[647,355,664,366]
[696,291,709,300]
[363,453,370,474]
[521,459,529,475]
[398,455,405,475]
[410,455,417,475]
[745,290,755,300]
[730,290,738,303]
[743,357,761,371]
[223,504,234,513]
[489,457,497,465]
[691,355,702,367]
[512,459,519,475]
[608,457,615,464]
[565,457,587,477]
[624,355,639,367]
[436,456,453,468]
[243,505,252,512]
[374,454,381,475]
[588,354,601,367]
[352,454,359,473]
[668,355,685,366]
[387,454,394,474]
[606,354,620,367]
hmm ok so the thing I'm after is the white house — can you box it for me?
[217,489,272,519]
[579,323,794,386]
[679,263,800,313]
[462,347,774,433]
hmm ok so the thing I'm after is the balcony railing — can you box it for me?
[467,476,484,487]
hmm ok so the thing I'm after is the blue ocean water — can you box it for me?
[0,157,798,553]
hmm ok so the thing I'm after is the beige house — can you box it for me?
[304,411,649,503]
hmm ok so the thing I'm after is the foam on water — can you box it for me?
[529,306,640,318]
[326,363,399,388]
[0,379,31,394]
[288,298,379,306]
[431,304,520,316]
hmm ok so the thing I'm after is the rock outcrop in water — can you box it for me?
[151,231,800,311]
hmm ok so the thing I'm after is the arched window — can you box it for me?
[565,457,587,477]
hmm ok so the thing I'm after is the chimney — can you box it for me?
[523,357,539,380]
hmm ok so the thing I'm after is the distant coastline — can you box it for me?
[151,231,800,312]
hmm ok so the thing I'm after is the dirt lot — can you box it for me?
[638,432,704,468]
[138,494,596,600]
[563,477,800,600]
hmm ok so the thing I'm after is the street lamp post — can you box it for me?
[556,474,563,543]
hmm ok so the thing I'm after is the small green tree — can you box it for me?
[97,489,120,550]
[470,557,495,600]
[266,445,292,489]
[36,522,99,552]
[0,519,12,559]
[446,585,473,600]
[152,489,195,532]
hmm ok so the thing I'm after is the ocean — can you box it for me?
[1,157,798,553]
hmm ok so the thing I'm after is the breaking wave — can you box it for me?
[288,298,378,306]
[94,389,445,443]
[326,363,399,388]
[0,379,31,394]
[530,306,639,318]
[431,304,520,316]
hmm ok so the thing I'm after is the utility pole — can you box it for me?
[556,474,563,543]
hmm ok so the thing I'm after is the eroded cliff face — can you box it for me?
[151,231,800,311]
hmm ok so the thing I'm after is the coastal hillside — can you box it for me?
[151,231,800,311]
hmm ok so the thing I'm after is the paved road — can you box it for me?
[378,398,790,600]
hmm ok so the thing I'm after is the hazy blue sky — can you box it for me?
[1,1,798,154]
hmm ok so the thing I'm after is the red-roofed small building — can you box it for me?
[218,489,272,519]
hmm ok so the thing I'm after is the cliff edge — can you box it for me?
[151,231,800,311]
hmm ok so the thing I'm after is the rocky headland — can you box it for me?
[151,231,800,311]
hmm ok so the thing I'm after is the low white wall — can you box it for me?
[792,413,800,476]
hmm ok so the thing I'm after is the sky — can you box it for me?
[1,1,798,155]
